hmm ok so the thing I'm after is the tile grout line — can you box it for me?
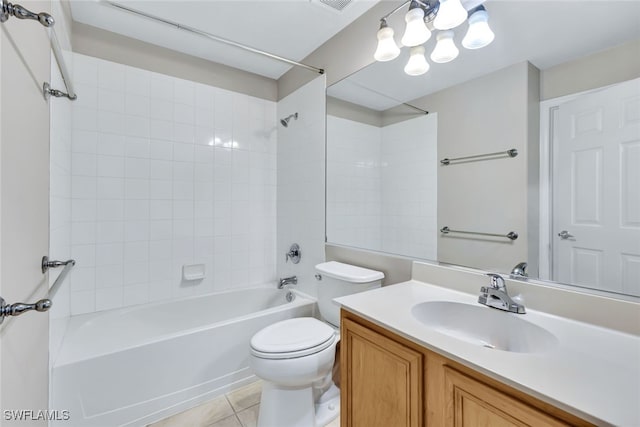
[224,390,248,427]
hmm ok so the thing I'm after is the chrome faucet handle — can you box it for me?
[479,273,526,314]
[285,243,301,264]
[487,273,506,291]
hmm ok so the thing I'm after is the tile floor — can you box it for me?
[148,380,341,427]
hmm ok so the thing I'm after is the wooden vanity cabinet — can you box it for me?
[340,309,593,427]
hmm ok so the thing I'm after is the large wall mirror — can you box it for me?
[326,1,640,299]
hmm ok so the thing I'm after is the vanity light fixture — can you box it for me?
[374,1,494,75]
[374,19,401,61]
[401,1,431,47]
[431,30,459,63]
[405,46,430,75]
[462,5,495,49]
[433,0,467,30]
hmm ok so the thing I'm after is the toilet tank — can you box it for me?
[315,261,384,327]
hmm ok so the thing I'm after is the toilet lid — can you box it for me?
[251,317,335,359]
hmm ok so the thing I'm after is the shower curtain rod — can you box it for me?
[103,1,325,75]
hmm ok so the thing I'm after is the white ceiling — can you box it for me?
[70,0,380,79]
[328,0,640,110]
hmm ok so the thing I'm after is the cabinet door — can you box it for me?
[443,367,570,427]
[342,318,423,427]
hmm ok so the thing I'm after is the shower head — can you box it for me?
[280,113,298,127]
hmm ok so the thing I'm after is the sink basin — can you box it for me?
[411,301,558,353]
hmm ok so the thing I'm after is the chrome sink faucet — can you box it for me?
[510,262,528,277]
[278,276,297,289]
[478,273,525,314]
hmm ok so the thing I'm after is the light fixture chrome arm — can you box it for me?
[380,0,413,22]
[380,0,438,23]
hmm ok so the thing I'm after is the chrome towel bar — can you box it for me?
[440,149,518,165]
[0,0,77,101]
[42,256,76,299]
[0,297,51,325]
[0,257,76,324]
[440,226,518,241]
[0,0,54,26]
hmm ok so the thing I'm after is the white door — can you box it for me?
[0,3,52,424]
[553,78,640,296]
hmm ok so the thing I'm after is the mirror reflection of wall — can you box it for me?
[326,0,640,299]
[327,108,437,260]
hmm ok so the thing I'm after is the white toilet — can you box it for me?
[249,261,384,427]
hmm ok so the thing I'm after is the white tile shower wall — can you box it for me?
[67,53,277,315]
[325,114,437,260]
[380,114,437,260]
[326,115,382,251]
[277,76,326,298]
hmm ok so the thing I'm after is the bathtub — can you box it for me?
[51,287,316,426]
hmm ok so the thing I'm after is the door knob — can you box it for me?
[558,230,574,240]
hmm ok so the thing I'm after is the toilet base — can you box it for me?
[315,384,340,426]
[257,382,340,427]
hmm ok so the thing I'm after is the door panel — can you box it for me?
[620,141,640,227]
[571,148,602,225]
[553,78,640,296]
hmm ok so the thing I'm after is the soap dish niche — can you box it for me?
[183,264,206,281]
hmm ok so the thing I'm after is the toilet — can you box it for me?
[249,261,384,427]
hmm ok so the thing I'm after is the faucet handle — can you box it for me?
[285,243,301,264]
[486,273,506,290]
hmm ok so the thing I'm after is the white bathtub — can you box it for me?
[51,287,316,426]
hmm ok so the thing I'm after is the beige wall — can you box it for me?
[526,62,541,274]
[327,96,382,127]
[541,39,640,101]
[1,0,52,421]
[382,62,540,275]
[72,22,278,101]
[325,244,413,287]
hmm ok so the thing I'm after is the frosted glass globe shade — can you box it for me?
[404,46,430,76]
[430,30,459,63]
[374,25,401,62]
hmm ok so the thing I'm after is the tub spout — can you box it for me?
[278,276,297,289]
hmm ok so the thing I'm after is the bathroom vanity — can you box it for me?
[336,280,639,427]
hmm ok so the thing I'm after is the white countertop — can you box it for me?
[335,280,640,426]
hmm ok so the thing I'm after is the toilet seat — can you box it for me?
[250,317,336,360]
